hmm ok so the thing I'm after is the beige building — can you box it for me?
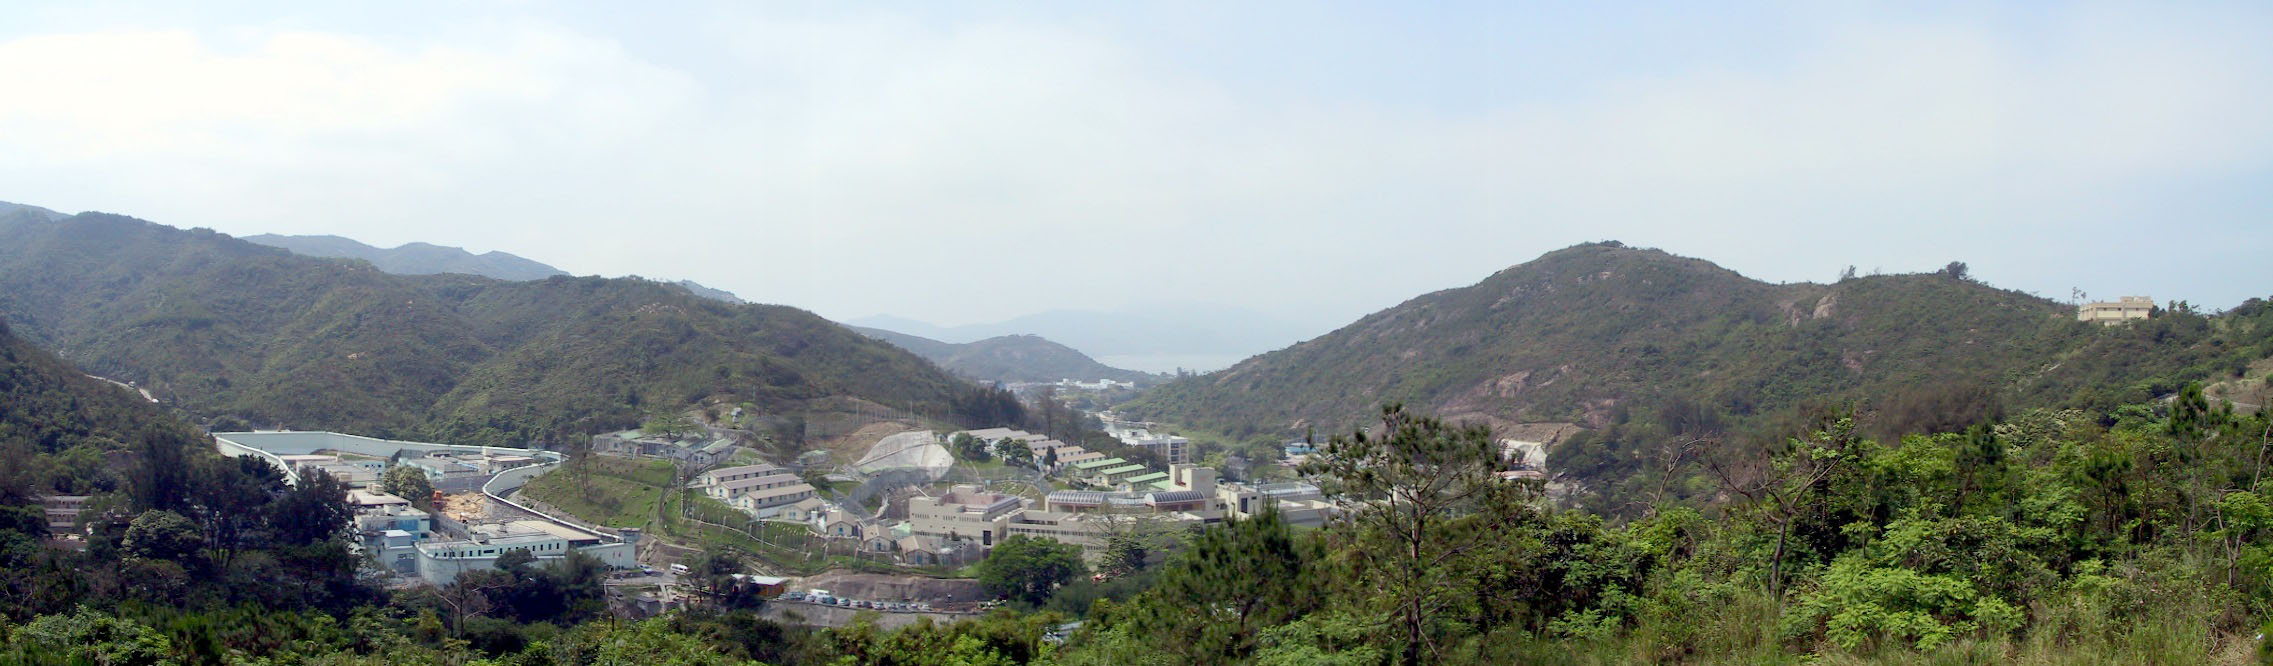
[1216,481,1332,528]
[776,498,828,522]
[697,463,786,486]
[1003,510,1114,549]
[2078,296,2153,325]
[906,485,1025,547]
[698,466,818,515]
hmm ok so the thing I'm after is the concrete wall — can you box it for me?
[215,436,304,485]
[213,432,564,486]
[480,458,621,543]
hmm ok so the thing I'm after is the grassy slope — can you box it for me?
[0,213,973,444]
[518,456,675,528]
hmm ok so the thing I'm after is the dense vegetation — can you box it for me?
[16,389,2269,663]
[1127,243,2272,439]
[852,326,1159,386]
[0,316,208,502]
[1042,399,2273,664]
[0,213,977,446]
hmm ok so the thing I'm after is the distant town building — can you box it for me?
[1099,420,1190,464]
[2078,296,2153,325]
[590,430,742,467]
[36,495,90,535]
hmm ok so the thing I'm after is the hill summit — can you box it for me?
[1123,242,2268,437]
[851,326,1160,385]
[0,212,972,444]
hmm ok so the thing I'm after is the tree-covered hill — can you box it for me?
[0,200,66,226]
[0,212,974,445]
[851,326,1161,385]
[241,233,570,282]
[243,230,751,304]
[0,315,210,500]
[1123,242,2273,439]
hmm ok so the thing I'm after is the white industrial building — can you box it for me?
[413,520,636,587]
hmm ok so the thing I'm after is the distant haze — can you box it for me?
[848,303,1324,372]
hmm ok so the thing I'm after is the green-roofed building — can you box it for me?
[1074,457,1127,471]
[1099,464,1149,483]
[1123,472,1170,487]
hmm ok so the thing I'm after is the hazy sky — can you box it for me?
[3,1,2268,335]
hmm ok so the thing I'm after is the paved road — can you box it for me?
[605,571,679,587]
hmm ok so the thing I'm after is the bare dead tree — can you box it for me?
[1705,436,1837,599]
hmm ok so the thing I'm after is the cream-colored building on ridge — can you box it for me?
[2078,296,2153,325]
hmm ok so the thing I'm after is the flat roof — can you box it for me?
[347,490,411,505]
[499,519,603,543]
[743,483,818,500]
[712,473,802,491]
[704,464,784,478]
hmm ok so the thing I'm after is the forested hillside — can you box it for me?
[0,213,974,445]
[1126,242,2273,440]
[0,316,207,502]
[852,326,1159,385]
[0,201,66,226]
[242,233,570,281]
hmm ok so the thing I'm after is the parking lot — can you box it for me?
[775,591,939,614]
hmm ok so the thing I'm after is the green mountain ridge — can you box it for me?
[0,212,973,445]
[241,233,570,282]
[851,326,1160,385]
[1124,242,2273,439]
[242,232,751,305]
[0,200,67,226]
